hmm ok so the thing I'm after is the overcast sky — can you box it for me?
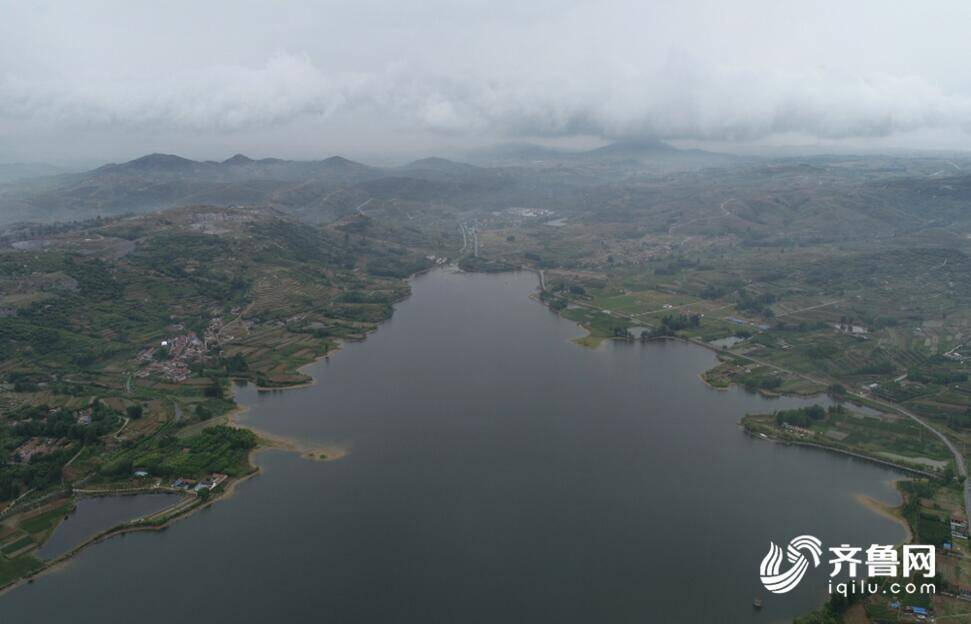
[2,0,971,164]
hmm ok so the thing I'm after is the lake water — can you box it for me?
[37,493,182,560]
[1,269,904,623]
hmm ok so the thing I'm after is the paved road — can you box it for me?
[774,299,844,318]
[863,396,970,520]
[669,199,737,235]
[113,416,130,440]
[354,198,373,216]
[698,344,971,523]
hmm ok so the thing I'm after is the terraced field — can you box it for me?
[0,205,432,521]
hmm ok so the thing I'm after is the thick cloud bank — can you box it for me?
[3,52,967,142]
[2,0,970,157]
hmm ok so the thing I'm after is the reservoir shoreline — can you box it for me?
[0,268,911,622]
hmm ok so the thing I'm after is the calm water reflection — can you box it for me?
[38,494,181,560]
[2,269,904,623]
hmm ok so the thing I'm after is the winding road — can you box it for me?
[697,342,971,523]
[354,198,373,216]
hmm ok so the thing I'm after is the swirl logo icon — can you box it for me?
[759,535,823,594]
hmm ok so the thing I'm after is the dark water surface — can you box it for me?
[37,494,181,560]
[2,269,904,623]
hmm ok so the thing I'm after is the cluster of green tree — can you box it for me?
[899,478,937,500]
[653,257,711,276]
[774,404,829,427]
[203,381,224,399]
[742,375,783,392]
[4,371,46,393]
[8,401,118,443]
[916,512,951,545]
[946,407,971,430]
[0,248,181,370]
[0,402,91,498]
[874,381,926,404]
[100,425,257,479]
[908,367,968,385]
[336,211,374,233]
[698,278,744,300]
[0,316,104,367]
[804,267,842,287]
[0,401,126,500]
[189,393,235,422]
[64,257,124,300]
[323,301,394,324]
[193,402,222,421]
[523,251,542,263]
[135,224,339,314]
[774,320,830,332]
[700,284,730,299]
[132,233,232,275]
[649,314,702,337]
[221,353,249,374]
[900,481,951,545]
[548,298,568,312]
[338,290,396,304]
[736,290,776,317]
[0,453,71,501]
[546,283,587,299]
[537,289,568,311]
[871,316,899,328]
[250,220,340,265]
[805,342,839,360]
[367,254,434,278]
[852,360,897,376]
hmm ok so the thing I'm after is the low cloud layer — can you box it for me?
[2,1,971,160]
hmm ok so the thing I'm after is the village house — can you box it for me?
[193,473,229,492]
[75,407,92,425]
[781,423,813,437]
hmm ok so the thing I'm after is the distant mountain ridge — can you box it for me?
[84,138,707,176]
[0,141,740,226]
[223,153,255,165]
[463,138,737,167]
[582,138,678,156]
[0,151,514,225]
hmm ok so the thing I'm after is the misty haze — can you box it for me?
[1,2,971,623]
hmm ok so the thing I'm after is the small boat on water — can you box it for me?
[753,596,763,609]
